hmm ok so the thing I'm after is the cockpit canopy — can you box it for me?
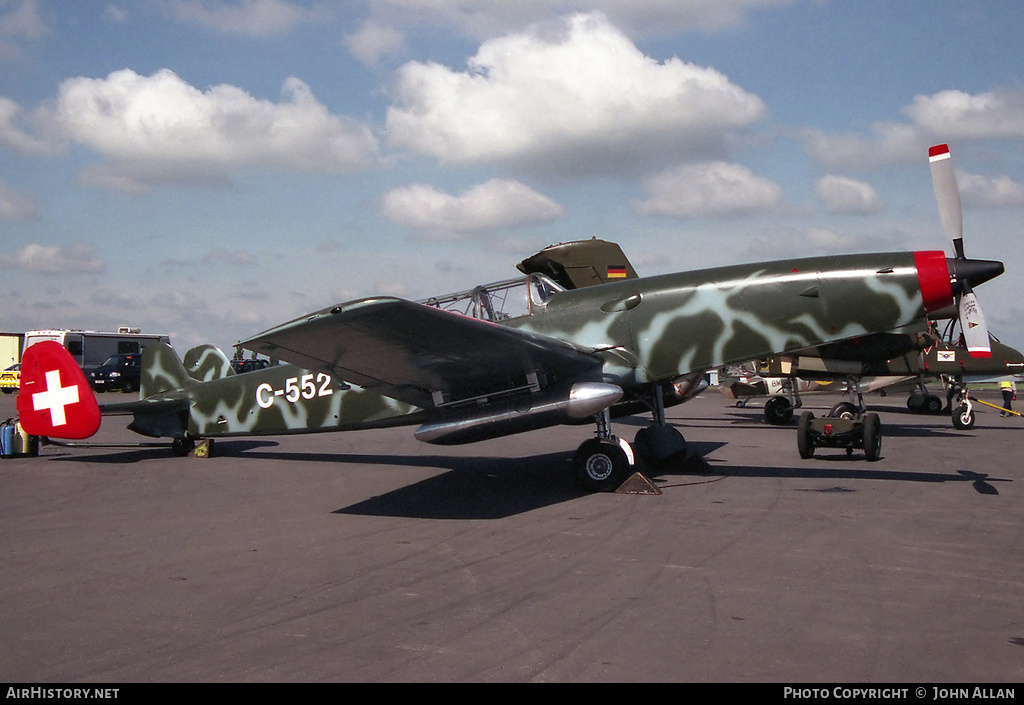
[419,273,564,322]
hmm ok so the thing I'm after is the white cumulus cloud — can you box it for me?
[31,68,378,192]
[385,12,766,174]
[633,161,782,218]
[345,20,406,65]
[161,0,331,37]
[362,0,797,39]
[804,87,1024,169]
[814,174,883,214]
[904,88,1024,141]
[380,179,564,235]
[0,243,105,273]
[958,171,1024,208]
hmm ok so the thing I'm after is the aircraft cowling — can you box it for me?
[414,382,623,445]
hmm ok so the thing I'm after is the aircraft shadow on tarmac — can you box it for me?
[710,463,1004,496]
[48,433,1007,520]
[716,409,999,439]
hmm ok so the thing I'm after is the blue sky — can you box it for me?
[1,0,1023,354]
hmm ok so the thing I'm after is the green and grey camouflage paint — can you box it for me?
[126,250,958,445]
[508,251,937,387]
[131,342,425,439]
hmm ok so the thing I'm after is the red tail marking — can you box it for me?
[17,341,101,439]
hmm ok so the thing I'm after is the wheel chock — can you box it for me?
[190,439,214,458]
[616,471,662,495]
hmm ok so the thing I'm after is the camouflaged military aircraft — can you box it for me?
[720,326,1024,429]
[715,143,1017,431]
[16,146,1007,491]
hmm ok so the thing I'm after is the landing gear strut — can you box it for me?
[573,409,634,492]
[633,384,687,465]
[573,385,688,492]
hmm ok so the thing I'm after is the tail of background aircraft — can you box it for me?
[140,343,199,398]
[181,344,235,383]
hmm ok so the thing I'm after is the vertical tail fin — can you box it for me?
[141,343,196,398]
[18,341,101,439]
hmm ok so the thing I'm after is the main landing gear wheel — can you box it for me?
[952,404,975,430]
[573,438,631,493]
[829,401,858,419]
[764,396,794,425]
[907,393,943,414]
[633,425,687,468]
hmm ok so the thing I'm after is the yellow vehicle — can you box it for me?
[0,364,20,394]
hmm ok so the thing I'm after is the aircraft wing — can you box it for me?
[239,297,603,409]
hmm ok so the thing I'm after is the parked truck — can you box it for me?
[22,328,171,373]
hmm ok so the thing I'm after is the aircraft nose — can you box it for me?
[950,257,1004,291]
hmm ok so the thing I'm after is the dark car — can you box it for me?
[230,358,271,374]
[90,353,143,393]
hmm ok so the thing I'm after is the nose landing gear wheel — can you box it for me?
[952,404,975,429]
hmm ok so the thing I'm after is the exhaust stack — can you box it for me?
[415,382,623,445]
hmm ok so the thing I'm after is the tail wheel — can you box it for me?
[573,438,631,492]
[862,413,882,461]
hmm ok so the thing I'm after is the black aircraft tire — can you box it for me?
[764,396,794,425]
[952,404,976,430]
[863,413,882,461]
[633,425,687,466]
[172,437,195,457]
[907,393,930,412]
[925,395,943,414]
[573,439,631,493]
[797,411,815,459]
[829,401,858,419]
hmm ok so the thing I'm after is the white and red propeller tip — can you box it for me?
[16,341,101,439]
[929,143,991,357]
[929,143,965,259]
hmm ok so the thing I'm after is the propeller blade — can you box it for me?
[929,143,965,259]
[959,289,991,358]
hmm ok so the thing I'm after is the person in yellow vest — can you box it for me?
[999,379,1017,416]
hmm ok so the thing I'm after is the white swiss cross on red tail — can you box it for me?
[17,341,101,439]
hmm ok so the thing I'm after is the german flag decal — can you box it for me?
[607,265,628,279]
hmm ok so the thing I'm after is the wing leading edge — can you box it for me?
[239,297,603,410]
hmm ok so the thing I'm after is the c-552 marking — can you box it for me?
[256,373,334,408]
